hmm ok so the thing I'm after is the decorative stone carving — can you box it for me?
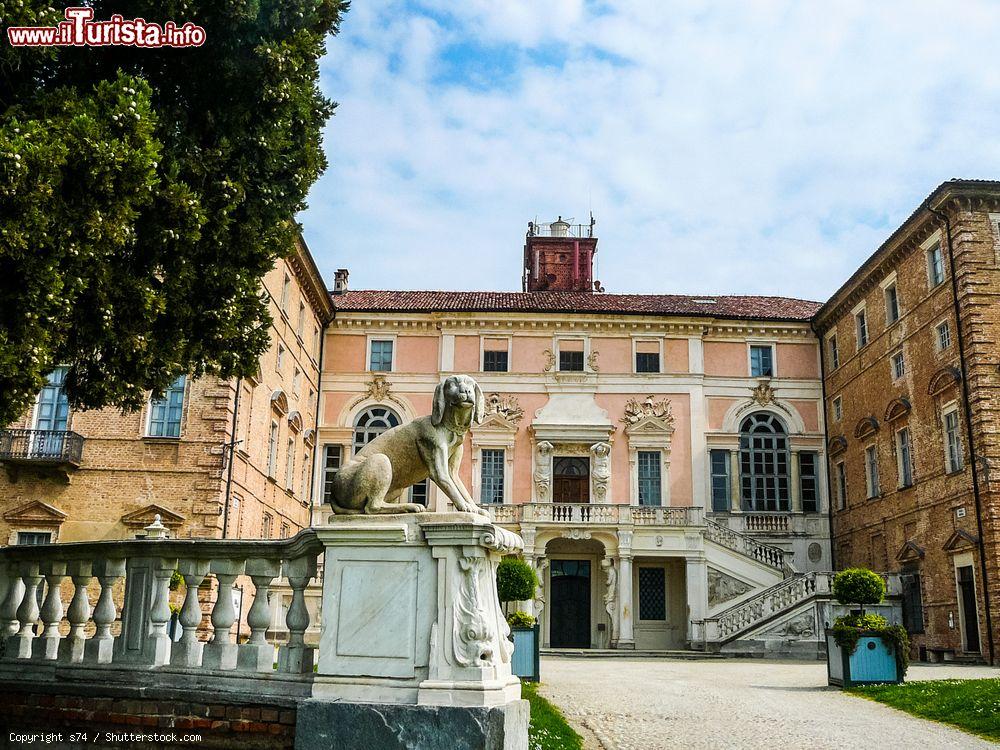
[534,558,548,624]
[562,529,592,540]
[349,373,403,409]
[484,393,524,425]
[590,442,611,503]
[751,380,775,406]
[621,396,674,427]
[602,559,617,641]
[587,350,600,372]
[533,441,553,502]
[542,350,556,372]
[768,611,816,640]
[708,567,753,607]
[453,556,496,667]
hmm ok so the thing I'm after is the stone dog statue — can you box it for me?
[329,374,489,515]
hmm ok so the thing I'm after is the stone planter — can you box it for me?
[511,624,540,682]
[826,629,903,687]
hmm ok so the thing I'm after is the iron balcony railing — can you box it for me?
[0,429,85,466]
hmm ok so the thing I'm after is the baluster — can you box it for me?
[170,560,210,667]
[202,558,245,670]
[84,558,125,664]
[144,558,178,666]
[277,555,317,673]
[10,562,44,658]
[33,561,68,660]
[237,558,281,672]
[1,564,25,640]
[58,561,92,663]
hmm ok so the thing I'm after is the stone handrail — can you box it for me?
[484,503,705,527]
[625,506,703,526]
[0,526,323,675]
[742,513,791,533]
[703,518,785,570]
[701,571,830,643]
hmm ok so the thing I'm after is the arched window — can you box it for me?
[353,406,400,454]
[739,412,789,511]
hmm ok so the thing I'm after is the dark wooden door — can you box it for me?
[553,457,589,503]
[958,566,980,652]
[549,560,591,648]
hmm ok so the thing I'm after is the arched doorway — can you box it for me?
[553,456,589,503]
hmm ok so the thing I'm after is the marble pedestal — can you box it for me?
[301,512,528,749]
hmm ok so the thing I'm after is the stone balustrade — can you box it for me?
[484,502,705,527]
[0,523,322,678]
[703,519,786,571]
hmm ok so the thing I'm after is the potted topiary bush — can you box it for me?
[826,567,909,687]
[496,556,540,681]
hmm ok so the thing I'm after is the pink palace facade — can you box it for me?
[317,221,832,652]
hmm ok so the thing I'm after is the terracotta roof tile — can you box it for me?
[331,290,821,322]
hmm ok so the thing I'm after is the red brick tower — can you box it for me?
[522,216,600,292]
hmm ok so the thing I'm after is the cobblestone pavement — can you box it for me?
[538,657,1000,750]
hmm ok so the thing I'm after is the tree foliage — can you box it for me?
[497,557,537,604]
[0,0,347,424]
[832,567,886,608]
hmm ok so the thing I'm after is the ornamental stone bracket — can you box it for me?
[348,373,405,410]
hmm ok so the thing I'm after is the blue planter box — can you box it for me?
[511,625,540,682]
[826,629,903,687]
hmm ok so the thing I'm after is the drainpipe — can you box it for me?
[221,377,243,539]
[928,204,995,665]
[817,332,836,573]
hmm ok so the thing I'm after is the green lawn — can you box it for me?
[850,678,1000,741]
[522,682,584,750]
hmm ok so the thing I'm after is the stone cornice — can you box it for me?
[290,235,335,323]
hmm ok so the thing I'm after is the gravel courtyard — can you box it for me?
[538,656,999,749]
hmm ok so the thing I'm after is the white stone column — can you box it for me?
[686,556,708,645]
[729,448,741,513]
[33,561,67,660]
[790,449,802,513]
[617,555,635,649]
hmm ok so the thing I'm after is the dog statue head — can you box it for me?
[432,374,484,430]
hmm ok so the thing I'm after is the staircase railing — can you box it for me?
[700,571,832,644]
[703,518,785,571]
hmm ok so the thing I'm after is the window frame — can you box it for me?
[799,451,819,513]
[637,450,663,507]
[280,273,291,315]
[827,333,840,370]
[267,420,279,478]
[883,279,900,326]
[367,336,396,372]
[864,444,880,499]
[835,461,847,510]
[709,449,731,513]
[554,337,590,372]
[896,427,914,489]
[748,342,776,378]
[480,335,512,373]
[321,445,343,504]
[558,349,585,372]
[942,405,964,474]
[635,351,661,374]
[891,350,905,381]
[926,241,946,288]
[146,375,187,439]
[738,412,790,512]
[353,406,401,455]
[285,436,296,491]
[935,320,952,351]
[853,303,869,350]
[479,448,506,504]
[832,395,843,423]
[482,348,509,373]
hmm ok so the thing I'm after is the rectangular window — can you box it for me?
[891,351,905,380]
[297,301,306,339]
[897,428,914,488]
[799,452,818,513]
[148,375,186,438]
[856,310,869,349]
[710,450,731,512]
[936,321,952,350]
[301,449,311,500]
[16,531,52,545]
[636,352,660,373]
[829,335,840,370]
[410,479,428,506]
[280,274,291,314]
[480,449,505,504]
[483,349,509,372]
[944,410,963,473]
[292,368,301,398]
[637,451,662,506]
[559,350,584,372]
[638,567,666,621]
[865,445,880,499]
[262,513,273,539]
[885,284,900,325]
[750,345,774,377]
[322,445,342,504]
[833,396,843,422]
[285,438,295,491]
[267,421,279,478]
[280,523,289,539]
[901,572,925,634]
[369,340,393,371]
[276,344,285,372]
[835,461,847,510]
[928,243,945,287]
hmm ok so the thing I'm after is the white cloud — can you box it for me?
[301,0,1000,299]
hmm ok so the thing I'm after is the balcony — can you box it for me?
[0,429,84,481]
[484,503,704,527]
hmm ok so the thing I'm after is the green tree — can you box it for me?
[497,557,537,605]
[832,567,886,614]
[0,0,347,425]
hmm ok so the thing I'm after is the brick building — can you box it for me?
[814,180,1000,663]
[0,237,333,547]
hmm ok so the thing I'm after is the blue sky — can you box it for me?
[299,0,1000,301]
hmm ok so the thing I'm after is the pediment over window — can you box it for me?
[302,428,316,446]
[120,504,186,529]
[287,410,303,432]
[943,528,979,552]
[828,435,848,456]
[2,500,67,525]
[473,411,521,434]
[928,366,962,396]
[854,417,879,439]
[623,413,676,437]
[270,389,289,415]
[895,540,925,563]
[884,397,912,423]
